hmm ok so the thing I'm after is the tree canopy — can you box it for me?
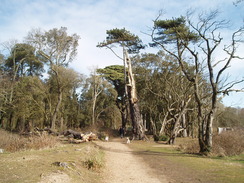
[97,28,145,53]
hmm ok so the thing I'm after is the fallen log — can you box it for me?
[63,129,82,139]
[63,130,97,142]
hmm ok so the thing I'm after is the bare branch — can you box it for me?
[219,78,244,95]
[104,45,123,60]
[216,28,244,83]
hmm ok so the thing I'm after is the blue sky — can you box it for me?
[0,0,244,107]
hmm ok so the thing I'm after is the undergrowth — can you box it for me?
[212,130,244,156]
[178,130,244,156]
[0,129,58,152]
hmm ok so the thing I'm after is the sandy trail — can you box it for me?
[95,139,168,183]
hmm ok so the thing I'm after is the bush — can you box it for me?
[154,135,169,142]
[159,135,169,141]
[212,130,244,156]
[178,138,200,154]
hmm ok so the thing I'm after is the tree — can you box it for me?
[12,76,46,132]
[151,11,244,153]
[89,67,106,125]
[26,27,80,130]
[217,106,244,128]
[0,41,45,130]
[97,65,128,127]
[132,51,196,143]
[79,72,118,127]
[4,43,44,77]
[97,28,145,139]
[0,53,9,128]
[47,66,81,130]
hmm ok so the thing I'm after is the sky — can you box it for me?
[0,0,244,108]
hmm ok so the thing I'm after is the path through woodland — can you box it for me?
[95,139,169,183]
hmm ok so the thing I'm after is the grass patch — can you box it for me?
[0,143,104,183]
[0,129,104,183]
[130,139,244,183]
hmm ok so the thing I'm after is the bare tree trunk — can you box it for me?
[159,112,168,136]
[91,72,103,125]
[124,48,145,139]
[143,114,147,131]
[92,96,96,125]
[168,98,191,144]
[60,116,64,131]
[205,112,214,148]
[181,113,187,137]
[150,116,157,137]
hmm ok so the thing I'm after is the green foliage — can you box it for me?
[133,51,197,138]
[153,16,199,45]
[97,65,125,104]
[217,107,244,127]
[100,105,121,128]
[97,65,125,82]
[97,28,145,53]
[0,31,82,131]
[5,43,44,77]
[159,135,169,141]
[13,76,46,130]
[154,135,169,141]
[79,74,118,127]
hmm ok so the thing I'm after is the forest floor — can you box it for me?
[0,136,243,183]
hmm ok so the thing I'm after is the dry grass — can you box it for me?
[0,129,58,152]
[177,130,244,157]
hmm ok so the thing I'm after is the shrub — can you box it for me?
[83,145,104,170]
[212,130,244,156]
[158,135,169,141]
[178,138,200,154]
[154,135,169,142]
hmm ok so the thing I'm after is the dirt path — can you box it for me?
[95,139,168,183]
